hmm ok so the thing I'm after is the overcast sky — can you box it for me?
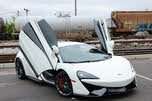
[0,0,152,18]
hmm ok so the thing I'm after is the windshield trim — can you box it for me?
[62,59,107,64]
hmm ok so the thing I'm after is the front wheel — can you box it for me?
[15,58,27,79]
[55,71,73,97]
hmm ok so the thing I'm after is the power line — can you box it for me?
[17,10,20,16]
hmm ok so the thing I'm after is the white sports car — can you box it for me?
[15,19,137,97]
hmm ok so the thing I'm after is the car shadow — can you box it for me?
[17,77,138,100]
[73,90,138,101]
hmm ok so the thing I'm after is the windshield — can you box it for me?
[60,44,110,63]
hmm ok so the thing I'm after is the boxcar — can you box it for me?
[112,11,152,35]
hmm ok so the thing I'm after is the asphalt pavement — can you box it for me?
[0,58,152,101]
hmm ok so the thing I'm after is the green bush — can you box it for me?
[5,16,16,34]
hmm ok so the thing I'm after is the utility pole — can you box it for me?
[24,8,29,16]
[75,0,77,16]
[17,10,20,16]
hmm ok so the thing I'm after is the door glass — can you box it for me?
[96,21,107,53]
[38,19,57,47]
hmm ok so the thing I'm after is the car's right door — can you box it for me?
[94,19,114,55]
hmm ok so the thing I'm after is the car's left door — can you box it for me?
[19,19,58,77]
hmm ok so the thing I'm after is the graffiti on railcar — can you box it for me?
[136,23,152,31]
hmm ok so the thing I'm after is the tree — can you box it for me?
[5,16,16,34]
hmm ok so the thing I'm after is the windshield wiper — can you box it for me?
[89,48,112,58]
[89,48,105,54]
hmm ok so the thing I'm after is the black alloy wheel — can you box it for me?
[15,58,27,79]
[55,71,73,97]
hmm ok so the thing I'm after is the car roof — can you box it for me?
[58,41,85,48]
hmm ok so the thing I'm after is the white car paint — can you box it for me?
[55,42,136,95]
[16,41,136,96]
[16,19,136,97]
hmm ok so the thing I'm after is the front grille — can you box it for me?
[81,79,137,96]
[82,82,103,92]
[126,79,137,91]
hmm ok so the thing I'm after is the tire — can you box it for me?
[15,58,27,80]
[55,71,73,97]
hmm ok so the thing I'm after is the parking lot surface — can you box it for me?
[0,58,152,101]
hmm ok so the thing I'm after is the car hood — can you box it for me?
[68,56,135,81]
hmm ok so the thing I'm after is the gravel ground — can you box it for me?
[0,39,152,55]
[0,40,18,46]
[0,40,19,54]
[0,48,19,54]
[114,42,152,50]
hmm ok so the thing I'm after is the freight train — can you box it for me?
[14,16,96,33]
[0,18,5,33]
[0,16,99,34]
[112,11,152,36]
[1,11,152,36]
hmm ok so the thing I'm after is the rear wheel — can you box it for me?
[55,71,73,97]
[15,58,27,79]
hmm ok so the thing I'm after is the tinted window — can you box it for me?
[38,19,57,47]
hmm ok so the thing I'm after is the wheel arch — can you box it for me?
[15,51,28,76]
[56,69,65,74]
[15,52,27,79]
[15,51,24,63]
[56,69,71,79]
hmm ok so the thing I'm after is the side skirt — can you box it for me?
[27,76,44,83]
[41,70,56,86]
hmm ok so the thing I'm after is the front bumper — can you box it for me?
[81,79,137,97]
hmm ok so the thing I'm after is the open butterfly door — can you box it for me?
[19,19,58,78]
[94,19,114,55]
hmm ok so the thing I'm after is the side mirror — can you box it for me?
[107,40,114,49]
[52,46,59,55]
[107,40,115,55]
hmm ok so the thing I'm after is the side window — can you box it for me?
[23,22,45,52]
[38,19,57,47]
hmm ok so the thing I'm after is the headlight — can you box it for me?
[77,71,99,79]
[130,63,135,72]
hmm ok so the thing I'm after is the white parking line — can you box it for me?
[0,72,16,76]
[136,74,152,81]
[0,83,17,88]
